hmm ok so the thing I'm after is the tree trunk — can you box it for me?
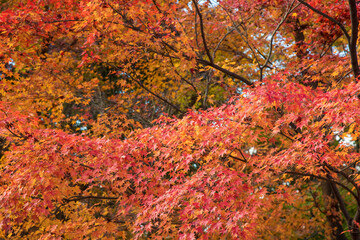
[350,209,360,240]
[322,181,348,240]
[291,19,349,239]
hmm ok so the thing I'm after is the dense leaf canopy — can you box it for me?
[1,0,360,239]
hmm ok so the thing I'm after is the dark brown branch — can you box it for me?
[310,189,326,214]
[43,19,83,24]
[298,0,350,41]
[328,179,352,223]
[174,68,198,93]
[151,0,162,13]
[217,2,261,67]
[194,6,201,51]
[324,162,359,193]
[279,130,295,142]
[216,48,253,62]
[297,0,359,77]
[127,74,185,114]
[202,70,212,108]
[192,0,213,64]
[348,0,360,78]
[339,160,359,172]
[212,27,236,60]
[69,159,95,170]
[197,59,254,86]
[108,3,253,88]
[5,126,26,140]
[64,195,118,202]
[165,48,199,94]
[106,63,185,114]
[229,154,247,163]
[333,69,352,88]
[108,2,143,32]
[108,2,253,89]
[351,209,360,239]
[238,148,248,163]
[285,171,359,203]
[320,35,342,58]
[4,124,39,142]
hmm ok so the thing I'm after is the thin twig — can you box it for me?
[320,35,341,58]
[279,130,295,142]
[212,27,236,60]
[260,1,300,81]
[106,63,185,114]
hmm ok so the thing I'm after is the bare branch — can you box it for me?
[108,2,143,32]
[213,27,236,60]
[194,5,201,51]
[279,130,295,142]
[193,0,213,64]
[260,1,300,81]
[320,35,342,58]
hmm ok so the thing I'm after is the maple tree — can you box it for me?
[1,0,360,239]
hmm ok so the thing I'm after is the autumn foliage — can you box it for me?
[1,0,360,239]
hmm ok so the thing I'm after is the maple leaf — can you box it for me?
[1,0,360,239]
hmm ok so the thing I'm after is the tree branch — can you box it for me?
[285,170,359,204]
[260,1,300,81]
[193,0,213,64]
[109,2,253,88]
[351,208,360,239]
[297,0,350,41]
[323,162,359,195]
[347,0,360,78]
[106,63,185,114]
[63,195,118,202]
[229,154,247,163]
[151,0,162,13]
[197,59,254,86]
[297,0,360,78]
[108,2,143,32]
[212,27,236,60]
[69,159,95,170]
[128,74,185,114]
[328,179,352,223]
